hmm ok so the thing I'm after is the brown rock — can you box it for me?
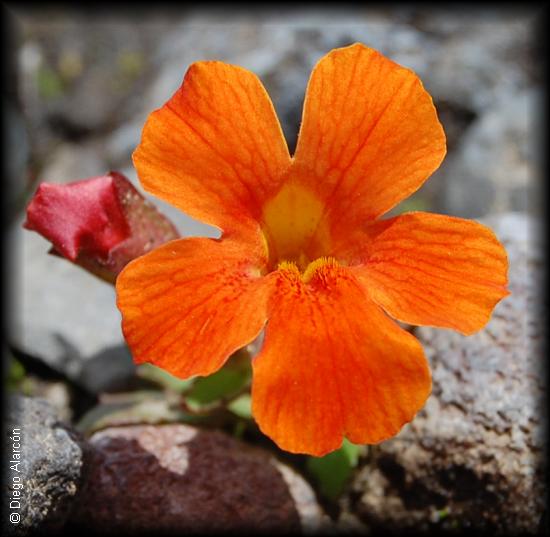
[69,424,326,534]
[352,213,545,534]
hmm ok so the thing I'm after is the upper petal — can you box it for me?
[251,261,431,456]
[345,212,509,335]
[133,61,291,235]
[292,43,446,234]
[116,232,272,378]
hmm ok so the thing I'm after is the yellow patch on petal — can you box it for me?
[261,182,331,270]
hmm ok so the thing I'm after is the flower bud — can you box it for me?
[24,171,179,283]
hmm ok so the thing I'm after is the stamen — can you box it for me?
[277,260,300,273]
[302,256,339,283]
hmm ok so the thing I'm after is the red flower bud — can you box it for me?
[24,172,179,283]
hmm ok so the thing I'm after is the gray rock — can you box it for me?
[351,212,545,534]
[103,119,145,169]
[3,396,89,536]
[436,90,540,218]
[38,140,108,184]
[420,11,536,111]
[15,16,160,158]
[9,212,128,386]
[9,211,140,398]
[12,376,73,423]
[76,345,138,395]
[69,424,328,534]
[4,98,30,224]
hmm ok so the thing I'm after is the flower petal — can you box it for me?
[133,61,291,235]
[346,212,509,335]
[116,233,272,378]
[292,43,446,233]
[251,262,430,456]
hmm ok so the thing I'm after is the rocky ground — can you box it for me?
[4,5,546,535]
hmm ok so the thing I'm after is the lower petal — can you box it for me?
[251,261,430,456]
[345,212,509,335]
[116,234,272,378]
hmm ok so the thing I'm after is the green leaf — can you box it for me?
[341,437,360,466]
[137,363,194,393]
[227,394,252,419]
[37,67,64,99]
[7,358,26,390]
[186,366,250,406]
[306,439,361,500]
[393,195,431,215]
[435,507,450,521]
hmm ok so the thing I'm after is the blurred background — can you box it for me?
[3,4,545,534]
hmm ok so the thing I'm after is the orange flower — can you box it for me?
[116,43,509,456]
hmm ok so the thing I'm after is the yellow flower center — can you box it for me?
[261,182,334,276]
